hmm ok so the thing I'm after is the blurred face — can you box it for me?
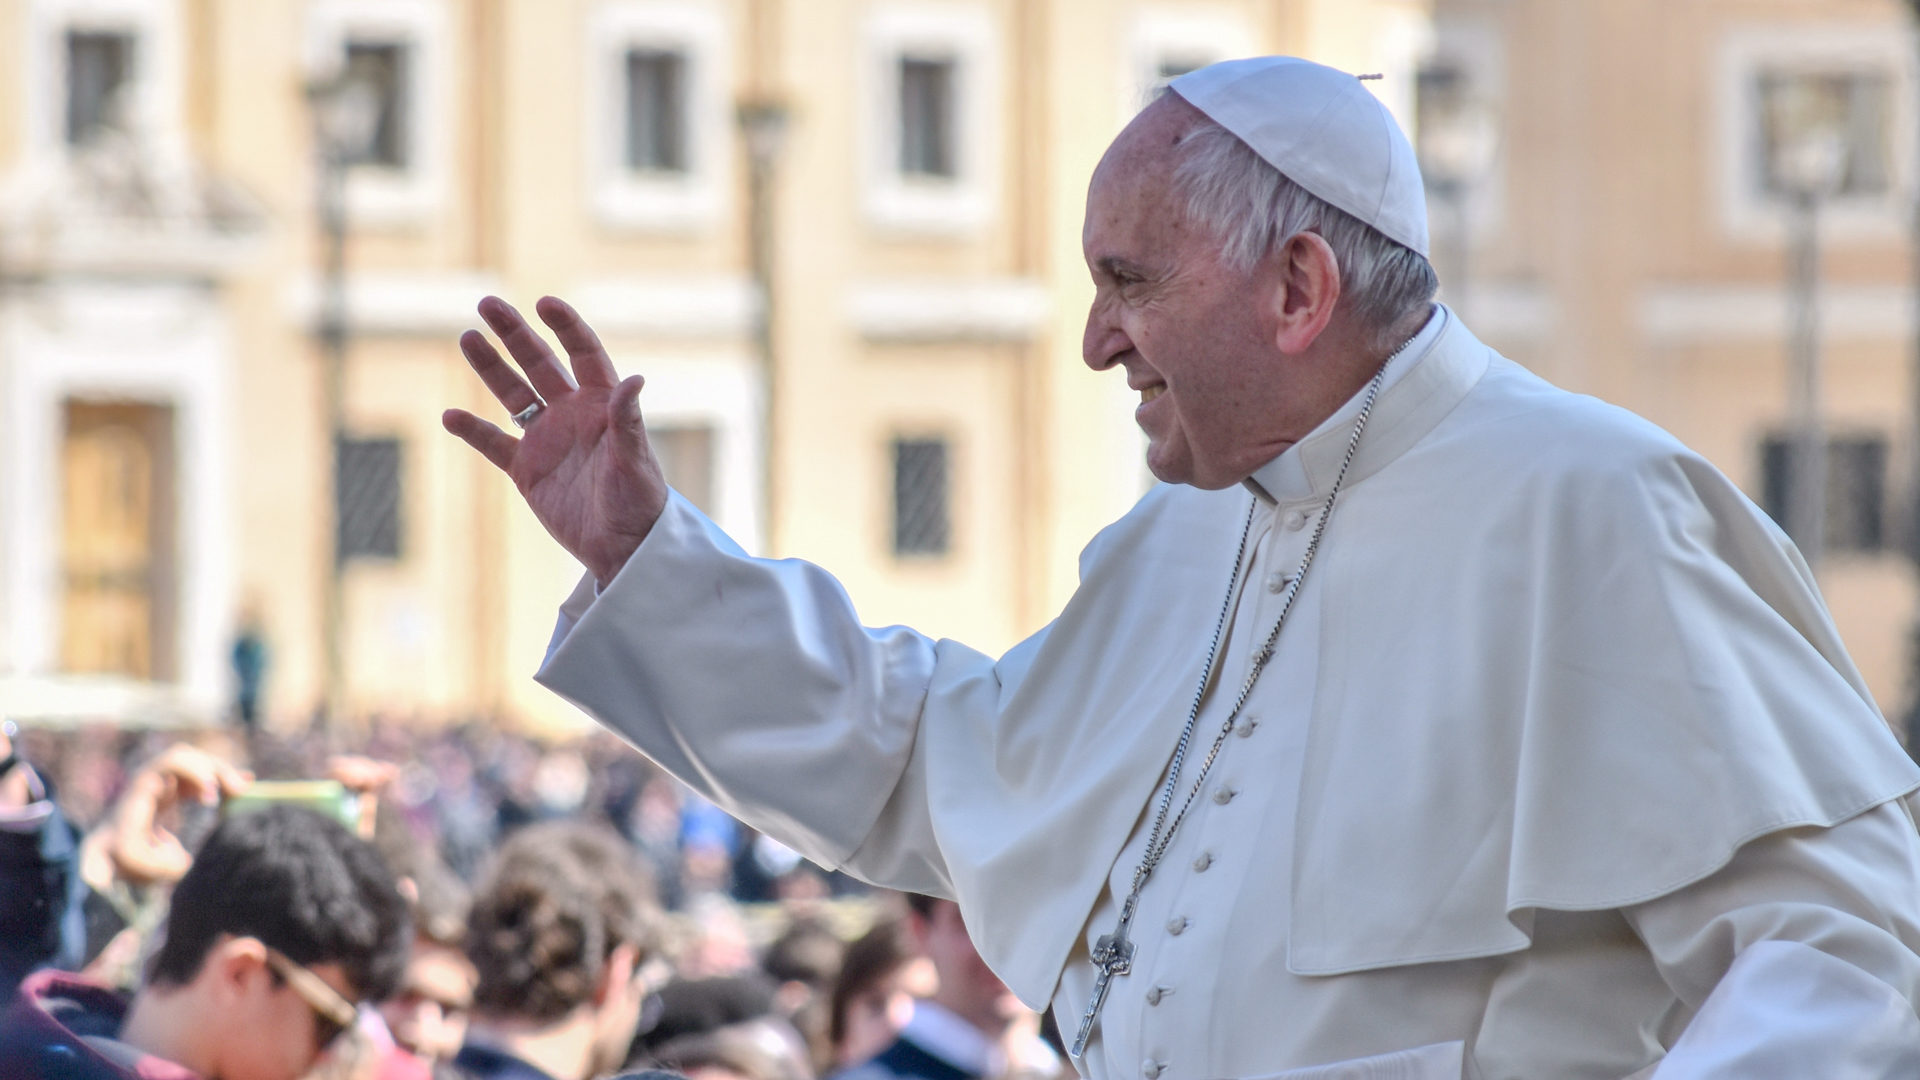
[378,940,476,1064]
[920,903,1021,1027]
[1081,98,1296,489]
[217,949,360,1080]
[837,973,916,1068]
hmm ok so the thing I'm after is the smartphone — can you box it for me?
[223,780,360,831]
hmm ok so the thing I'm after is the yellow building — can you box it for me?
[0,0,1430,731]
[1424,0,1920,723]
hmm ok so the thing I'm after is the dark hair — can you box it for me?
[826,916,915,1050]
[761,919,842,990]
[465,822,662,1023]
[148,805,411,1002]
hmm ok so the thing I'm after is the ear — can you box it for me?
[1269,231,1342,355]
[593,943,640,1007]
[210,935,271,1003]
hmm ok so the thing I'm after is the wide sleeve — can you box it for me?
[1624,800,1920,1076]
[535,492,1012,897]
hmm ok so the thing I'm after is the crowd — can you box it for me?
[0,719,1068,1080]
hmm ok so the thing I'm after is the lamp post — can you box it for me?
[304,70,380,742]
[1415,74,1499,320]
[738,98,789,555]
[1769,101,1849,575]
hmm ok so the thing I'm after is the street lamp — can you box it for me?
[1767,88,1849,575]
[1415,67,1499,320]
[738,97,789,555]
[303,68,380,742]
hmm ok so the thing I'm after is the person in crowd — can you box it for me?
[647,1024,806,1080]
[448,55,1920,1075]
[759,919,844,1075]
[837,897,1055,1080]
[0,730,252,1000]
[379,857,477,1069]
[451,821,665,1080]
[0,803,411,1080]
[825,918,926,1074]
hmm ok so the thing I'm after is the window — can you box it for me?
[651,423,716,517]
[892,437,951,557]
[342,40,411,168]
[1759,432,1887,554]
[336,436,403,562]
[625,48,689,173]
[1716,26,1912,243]
[65,30,135,145]
[899,56,957,178]
[1754,69,1891,198]
[1124,10,1253,117]
[305,0,448,227]
[862,6,998,233]
[588,2,728,231]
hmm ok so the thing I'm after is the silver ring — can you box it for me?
[510,401,545,430]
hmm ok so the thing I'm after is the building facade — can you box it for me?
[0,0,1430,731]
[1423,0,1920,724]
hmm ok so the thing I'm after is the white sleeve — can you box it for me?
[1624,800,1920,1077]
[535,492,997,897]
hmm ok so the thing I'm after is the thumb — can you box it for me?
[609,374,649,458]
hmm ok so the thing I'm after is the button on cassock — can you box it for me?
[1145,985,1170,1006]
[1264,571,1293,594]
[1213,786,1238,805]
[1235,718,1258,738]
[1192,851,1213,872]
[1142,1059,1164,1079]
[1166,916,1189,936]
[1283,509,1309,531]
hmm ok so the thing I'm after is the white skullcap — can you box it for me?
[1169,57,1429,258]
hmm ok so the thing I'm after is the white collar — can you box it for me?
[1243,304,1450,507]
[898,1001,999,1076]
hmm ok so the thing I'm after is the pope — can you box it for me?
[443,58,1920,1078]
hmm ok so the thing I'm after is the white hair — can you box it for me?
[1170,118,1438,349]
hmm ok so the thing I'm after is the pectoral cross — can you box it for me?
[1070,921,1136,1059]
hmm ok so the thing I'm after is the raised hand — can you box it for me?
[442,296,668,586]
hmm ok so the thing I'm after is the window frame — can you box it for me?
[1715,24,1915,246]
[586,0,730,234]
[889,433,955,560]
[1121,8,1254,122]
[860,4,999,236]
[24,0,182,160]
[304,0,450,229]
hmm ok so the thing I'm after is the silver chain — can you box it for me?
[1118,348,1400,954]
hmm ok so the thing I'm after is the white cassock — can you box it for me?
[538,306,1920,1079]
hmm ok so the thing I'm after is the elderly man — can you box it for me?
[444,58,1920,1077]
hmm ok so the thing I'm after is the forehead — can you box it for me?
[1083,97,1201,248]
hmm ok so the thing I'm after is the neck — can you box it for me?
[464,1010,600,1080]
[119,986,217,1078]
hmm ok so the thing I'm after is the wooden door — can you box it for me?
[59,401,177,681]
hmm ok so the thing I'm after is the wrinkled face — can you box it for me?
[1082,100,1293,489]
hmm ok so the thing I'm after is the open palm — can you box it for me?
[442,295,667,586]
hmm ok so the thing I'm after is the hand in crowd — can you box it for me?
[90,744,252,886]
[0,723,33,810]
[328,753,398,839]
[443,296,668,588]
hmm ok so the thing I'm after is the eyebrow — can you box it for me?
[1095,256,1150,280]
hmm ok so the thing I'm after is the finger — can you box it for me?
[443,409,518,473]
[609,374,650,460]
[460,330,543,416]
[478,296,575,400]
[536,296,619,390]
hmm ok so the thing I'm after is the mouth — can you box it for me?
[1140,385,1165,404]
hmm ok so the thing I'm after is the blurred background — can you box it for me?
[2,0,1918,756]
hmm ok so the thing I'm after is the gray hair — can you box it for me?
[1170,118,1438,349]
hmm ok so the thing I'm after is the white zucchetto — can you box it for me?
[1170,57,1430,258]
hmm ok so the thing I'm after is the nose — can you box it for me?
[1083,298,1131,372]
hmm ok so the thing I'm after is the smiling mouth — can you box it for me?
[1141,386,1165,404]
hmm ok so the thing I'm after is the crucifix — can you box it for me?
[1071,895,1139,1059]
